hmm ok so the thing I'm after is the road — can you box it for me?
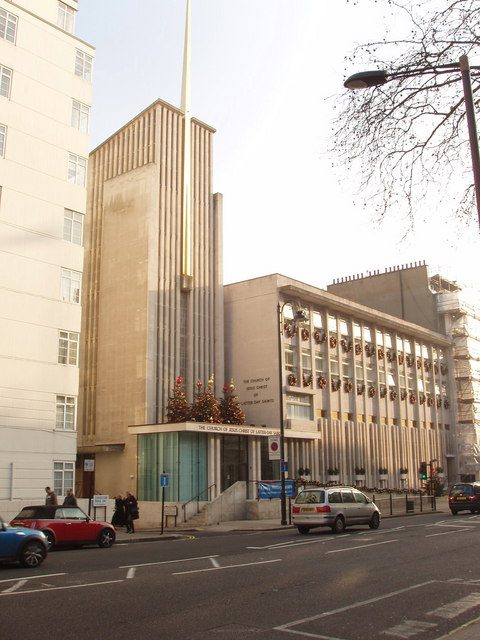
[1,512,480,639]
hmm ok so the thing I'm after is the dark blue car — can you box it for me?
[0,515,47,568]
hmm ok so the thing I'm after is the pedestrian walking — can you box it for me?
[111,495,126,527]
[45,486,58,505]
[124,492,139,534]
[63,488,77,507]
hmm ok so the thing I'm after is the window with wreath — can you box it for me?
[286,394,313,421]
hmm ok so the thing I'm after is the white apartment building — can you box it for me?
[0,0,94,505]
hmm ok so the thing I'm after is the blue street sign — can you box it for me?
[160,473,169,488]
[281,460,288,473]
[257,480,295,499]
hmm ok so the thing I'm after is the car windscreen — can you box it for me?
[295,491,324,504]
[451,484,473,496]
[13,508,41,519]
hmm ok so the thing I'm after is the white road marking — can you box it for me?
[426,529,471,538]
[0,573,66,584]
[326,540,397,554]
[126,568,136,579]
[248,537,337,551]
[2,580,28,594]
[427,593,480,619]
[275,580,436,633]
[209,557,220,568]
[173,558,282,576]
[0,579,123,596]
[382,620,437,638]
[119,554,219,569]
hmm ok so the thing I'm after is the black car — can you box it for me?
[448,482,480,514]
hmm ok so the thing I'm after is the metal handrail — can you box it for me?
[181,483,216,517]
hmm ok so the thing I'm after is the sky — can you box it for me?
[75,0,480,291]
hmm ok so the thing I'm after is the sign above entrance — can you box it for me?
[128,422,322,440]
[84,459,95,472]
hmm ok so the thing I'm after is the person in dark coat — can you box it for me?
[111,495,126,527]
[45,486,58,505]
[63,488,77,507]
[124,492,139,534]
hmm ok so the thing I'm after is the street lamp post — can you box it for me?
[277,302,307,526]
[344,55,480,229]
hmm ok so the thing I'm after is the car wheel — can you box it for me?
[369,512,380,529]
[297,526,310,535]
[332,516,345,534]
[98,528,116,548]
[42,530,55,550]
[20,541,46,568]
[450,510,458,516]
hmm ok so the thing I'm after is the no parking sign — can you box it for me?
[268,436,280,460]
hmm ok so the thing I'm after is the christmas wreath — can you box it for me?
[409,393,417,404]
[416,358,422,370]
[400,389,407,400]
[389,389,397,401]
[287,373,297,386]
[406,354,414,367]
[398,353,405,365]
[419,393,426,405]
[318,375,327,389]
[380,386,387,398]
[314,329,326,344]
[340,339,352,353]
[368,385,376,398]
[436,396,442,408]
[344,380,353,393]
[329,336,338,349]
[444,398,450,409]
[377,347,385,360]
[284,321,296,338]
[301,327,310,342]
[387,350,396,362]
[365,344,373,357]
[357,383,365,395]
[424,360,432,373]
[427,396,434,407]
[354,343,362,356]
[331,378,341,392]
[302,373,312,387]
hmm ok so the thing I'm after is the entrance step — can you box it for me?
[184,505,208,527]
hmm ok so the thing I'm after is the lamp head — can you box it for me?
[344,69,388,90]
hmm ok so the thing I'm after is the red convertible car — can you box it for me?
[10,505,115,550]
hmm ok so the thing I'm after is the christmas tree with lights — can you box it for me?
[219,380,245,425]
[191,377,221,423]
[166,376,191,423]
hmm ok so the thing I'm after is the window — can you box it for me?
[53,461,74,496]
[0,123,6,157]
[328,315,337,333]
[63,209,84,245]
[376,330,384,346]
[61,268,81,303]
[57,1,75,33]
[354,323,361,339]
[0,8,17,43]
[363,326,372,342]
[315,353,324,374]
[301,349,311,374]
[58,331,79,365]
[385,333,392,349]
[68,153,87,186]
[75,50,92,81]
[55,396,76,430]
[286,394,313,421]
[313,311,323,328]
[0,64,12,98]
[285,348,294,371]
[339,319,349,336]
[71,99,89,133]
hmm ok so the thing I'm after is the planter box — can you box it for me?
[328,475,339,483]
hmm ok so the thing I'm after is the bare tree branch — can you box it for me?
[331,0,480,228]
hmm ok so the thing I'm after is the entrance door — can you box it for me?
[221,435,248,492]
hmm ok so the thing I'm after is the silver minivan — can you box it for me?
[292,486,381,534]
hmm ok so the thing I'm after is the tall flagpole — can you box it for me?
[181,0,193,290]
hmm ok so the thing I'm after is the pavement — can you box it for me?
[114,499,480,639]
